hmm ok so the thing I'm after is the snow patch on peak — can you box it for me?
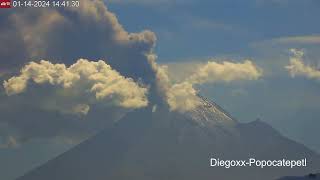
[185,95,237,127]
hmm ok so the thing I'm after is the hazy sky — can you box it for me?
[1,0,320,179]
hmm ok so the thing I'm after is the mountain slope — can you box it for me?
[16,97,320,180]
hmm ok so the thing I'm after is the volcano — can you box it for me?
[278,173,320,180]
[16,96,320,180]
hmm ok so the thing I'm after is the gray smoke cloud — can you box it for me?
[0,0,157,84]
[0,0,263,147]
[0,0,157,147]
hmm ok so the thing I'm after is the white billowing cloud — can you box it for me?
[286,49,320,80]
[149,58,262,112]
[187,60,262,85]
[166,82,201,112]
[3,59,149,115]
[3,75,27,96]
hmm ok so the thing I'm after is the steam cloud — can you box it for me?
[4,59,148,115]
[187,60,262,84]
[151,58,262,112]
[286,49,320,80]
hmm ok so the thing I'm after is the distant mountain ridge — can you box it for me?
[278,173,320,180]
[17,96,320,180]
